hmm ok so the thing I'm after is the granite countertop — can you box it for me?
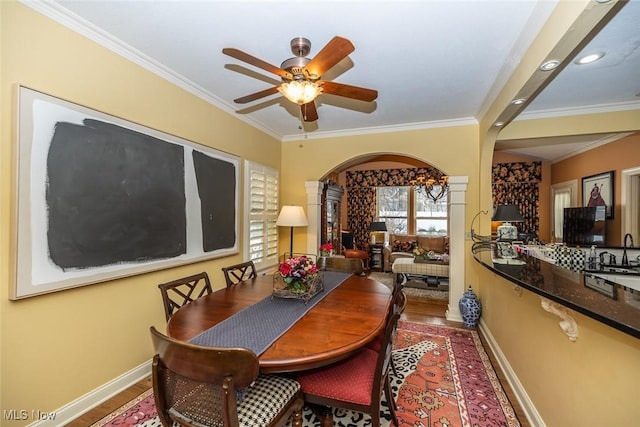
[472,243,640,339]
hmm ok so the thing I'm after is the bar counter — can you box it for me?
[472,244,640,339]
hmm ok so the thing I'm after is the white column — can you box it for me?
[305,181,323,256]
[446,176,469,322]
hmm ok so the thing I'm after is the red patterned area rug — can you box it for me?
[90,321,520,427]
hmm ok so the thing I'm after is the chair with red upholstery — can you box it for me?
[297,309,400,427]
[341,230,370,270]
[366,288,406,376]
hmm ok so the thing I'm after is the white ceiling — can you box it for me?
[26,0,640,162]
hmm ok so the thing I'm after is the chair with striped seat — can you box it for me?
[150,326,304,427]
[297,310,401,427]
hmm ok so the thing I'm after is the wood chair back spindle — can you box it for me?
[158,272,213,321]
[221,261,257,287]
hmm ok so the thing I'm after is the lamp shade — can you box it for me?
[276,205,308,227]
[368,221,388,232]
[492,204,524,223]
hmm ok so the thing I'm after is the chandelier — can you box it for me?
[410,174,449,202]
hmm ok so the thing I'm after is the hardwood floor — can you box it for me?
[67,294,530,426]
[66,376,152,426]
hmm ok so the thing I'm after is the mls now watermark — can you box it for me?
[3,409,57,421]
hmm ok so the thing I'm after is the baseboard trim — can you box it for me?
[478,320,546,427]
[29,360,152,427]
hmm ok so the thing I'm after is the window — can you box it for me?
[415,188,448,236]
[377,186,448,235]
[377,187,409,233]
[245,161,279,270]
[551,180,577,242]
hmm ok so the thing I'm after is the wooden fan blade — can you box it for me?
[321,81,378,102]
[300,101,318,122]
[304,36,355,78]
[223,48,292,80]
[233,86,279,104]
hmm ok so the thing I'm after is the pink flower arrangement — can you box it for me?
[278,256,319,291]
[319,243,333,256]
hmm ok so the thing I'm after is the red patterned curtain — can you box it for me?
[492,161,542,237]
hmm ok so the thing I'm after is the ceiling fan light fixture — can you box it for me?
[278,80,322,105]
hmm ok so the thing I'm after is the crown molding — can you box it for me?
[515,100,640,121]
[281,117,478,143]
[20,0,282,141]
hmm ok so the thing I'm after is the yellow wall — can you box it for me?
[475,0,640,424]
[473,263,640,425]
[1,3,279,419]
[2,2,640,426]
[280,126,482,254]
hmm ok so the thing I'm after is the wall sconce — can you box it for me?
[470,210,490,243]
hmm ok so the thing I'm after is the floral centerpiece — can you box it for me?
[273,255,324,302]
[413,246,436,263]
[319,243,333,257]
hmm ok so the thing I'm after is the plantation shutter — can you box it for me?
[246,161,279,270]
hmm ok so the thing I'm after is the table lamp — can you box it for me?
[276,205,308,256]
[368,221,388,244]
[492,204,524,241]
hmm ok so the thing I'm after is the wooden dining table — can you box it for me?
[166,273,392,373]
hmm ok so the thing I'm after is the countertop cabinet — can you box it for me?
[473,244,640,339]
[321,183,344,255]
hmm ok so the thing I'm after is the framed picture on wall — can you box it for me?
[12,86,240,299]
[582,170,614,219]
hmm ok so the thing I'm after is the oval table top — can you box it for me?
[166,273,392,373]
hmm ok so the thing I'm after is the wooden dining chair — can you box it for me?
[158,272,213,321]
[297,310,401,427]
[367,289,407,376]
[149,326,304,427]
[317,256,364,275]
[221,260,257,287]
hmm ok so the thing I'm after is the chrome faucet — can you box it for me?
[622,233,634,266]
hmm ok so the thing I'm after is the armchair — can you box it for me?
[341,230,369,270]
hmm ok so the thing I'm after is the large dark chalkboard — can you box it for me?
[192,151,237,251]
[47,119,188,269]
[14,86,239,299]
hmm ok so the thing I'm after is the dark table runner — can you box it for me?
[189,271,351,354]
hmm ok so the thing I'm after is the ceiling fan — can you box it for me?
[222,36,378,122]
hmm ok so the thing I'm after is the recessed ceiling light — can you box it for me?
[540,60,561,71]
[495,122,505,127]
[511,98,526,105]
[575,52,605,65]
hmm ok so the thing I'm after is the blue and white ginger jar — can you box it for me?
[459,286,482,328]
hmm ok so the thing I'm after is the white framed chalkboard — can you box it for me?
[11,86,239,299]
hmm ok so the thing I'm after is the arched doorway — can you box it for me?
[304,154,468,322]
